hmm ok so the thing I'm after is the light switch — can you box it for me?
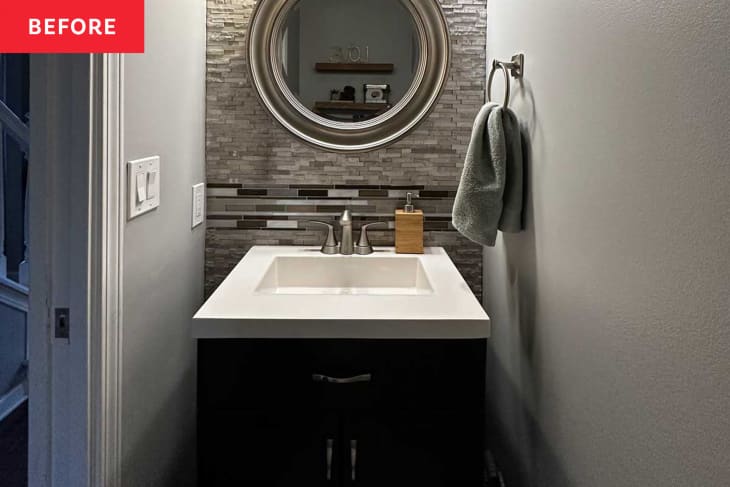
[146,171,157,199]
[192,183,205,228]
[128,156,160,219]
[136,172,147,203]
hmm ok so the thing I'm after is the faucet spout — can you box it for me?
[339,209,353,255]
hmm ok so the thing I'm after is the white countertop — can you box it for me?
[192,246,490,339]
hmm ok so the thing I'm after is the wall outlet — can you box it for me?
[192,183,205,228]
[128,156,160,219]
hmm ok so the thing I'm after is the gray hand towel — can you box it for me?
[452,103,523,247]
[498,108,524,233]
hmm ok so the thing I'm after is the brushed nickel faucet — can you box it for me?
[306,210,386,255]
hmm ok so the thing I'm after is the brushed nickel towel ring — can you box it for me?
[487,53,525,108]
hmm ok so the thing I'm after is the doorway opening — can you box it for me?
[0,53,30,487]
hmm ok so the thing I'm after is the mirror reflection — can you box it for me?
[278,0,420,122]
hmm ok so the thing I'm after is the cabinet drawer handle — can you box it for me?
[312,373,372,384]
[350,439,358,481]
[326,438,334,481]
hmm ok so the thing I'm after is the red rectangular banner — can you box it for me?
[0,0,144,53]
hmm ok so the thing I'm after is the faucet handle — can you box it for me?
[354,221,387,255]
[303,220,339,255]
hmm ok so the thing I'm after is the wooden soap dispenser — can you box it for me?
[395,192,424,254]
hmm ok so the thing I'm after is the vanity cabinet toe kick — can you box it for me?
[197,339,486,487]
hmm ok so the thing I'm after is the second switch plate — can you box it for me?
[192,183,205,228]
[128,156,160,219]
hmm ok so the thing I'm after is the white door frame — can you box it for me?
[28,53,124,487]
[88,52,124,487]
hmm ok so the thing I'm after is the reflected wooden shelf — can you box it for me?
[315,63,394,73]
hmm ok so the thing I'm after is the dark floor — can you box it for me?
[0,401,503,487]
[0,401,27,487]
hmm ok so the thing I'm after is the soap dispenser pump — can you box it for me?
[395,192,424,254]
[404,192,415,213]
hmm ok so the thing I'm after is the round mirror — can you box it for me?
[248,0,450,152]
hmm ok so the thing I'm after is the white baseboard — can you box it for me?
[0,381,28,422]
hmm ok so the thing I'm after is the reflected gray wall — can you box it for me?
[282,8,300,94]
[483,1,730,486]
[121,0,206,485]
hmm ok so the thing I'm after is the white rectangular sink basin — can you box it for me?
[255,256,433,295]
[193,246,489,339]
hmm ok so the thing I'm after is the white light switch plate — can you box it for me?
[128,156,160,220]
[192,183,205,228]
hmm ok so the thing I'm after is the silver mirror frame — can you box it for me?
[247,0,451,153]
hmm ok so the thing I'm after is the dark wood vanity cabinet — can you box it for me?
[198,339,486,486]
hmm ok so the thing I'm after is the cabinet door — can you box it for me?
[344,411,484,487]
[199,410,341,487]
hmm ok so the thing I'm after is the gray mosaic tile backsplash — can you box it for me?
[205,0,487,297]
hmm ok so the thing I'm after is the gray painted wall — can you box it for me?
[121,0,206,485]
[483,1,730,486]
